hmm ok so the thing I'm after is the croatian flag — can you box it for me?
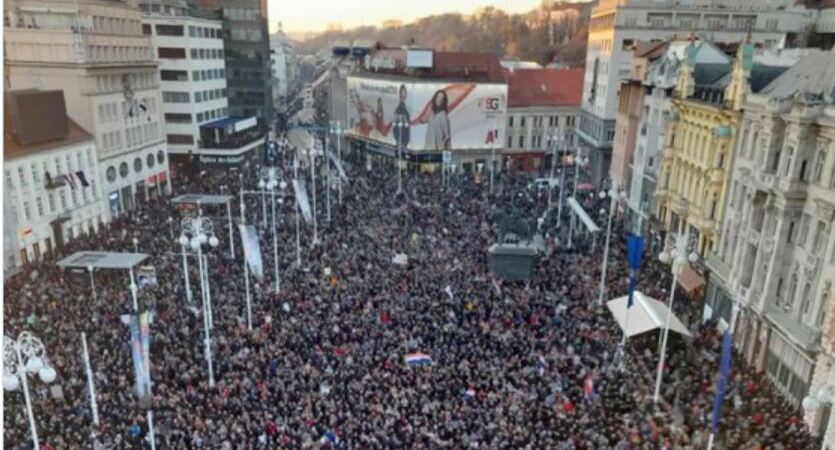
[537,355,548,376]
[405,352,433,367]
[584,374,595,401]
[464,387,476,400]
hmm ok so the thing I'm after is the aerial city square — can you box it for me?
[3,0,835,448]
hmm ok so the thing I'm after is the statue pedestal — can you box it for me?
[488,243,537,281]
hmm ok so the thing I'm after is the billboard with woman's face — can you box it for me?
[346,76,507,151]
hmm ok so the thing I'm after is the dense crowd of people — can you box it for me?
[3,148,821,449]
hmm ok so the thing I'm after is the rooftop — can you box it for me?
[4,118,93,161]
[506,68,584,108]
[356,48,506,83]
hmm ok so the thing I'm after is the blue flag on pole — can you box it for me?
[626,235,645,308]
[710,330,734,433]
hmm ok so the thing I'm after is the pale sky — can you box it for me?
[270,0,544,34]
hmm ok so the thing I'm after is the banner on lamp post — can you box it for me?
[239,224,264,281]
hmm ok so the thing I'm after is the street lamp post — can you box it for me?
[132,237,139,253]
[395,120,406,194]
[258,168,287,295]
[490,118,497,195]
[546,132,560,210]
[178,235,194,304]
[309,145,319,245]
[597,185,627,305]
[167,217,173,239]
[4,331,58,450]
[179,216,219,387]
[653,225,698,403]
[567,149,590,249]
[557,135,568,228]
[293,155,302,267]
[88,265,96,301]
[330,121,344,205]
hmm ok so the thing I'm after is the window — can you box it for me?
[520,117,526,128]
[134,157,143,173]
[784,146,794,177]
[519,136,525,148]
[195,92,202,102]
[787,221,795,244]
[507,136,513,148]
[189,26,197,37]
[119,162,129,178]
[157,150,165,164]
[106,166,117,182]
[47,192,55,212]
[164,113,192,124]
[158,47,186,59]
[147,153,155,168]
[621,38,634,50]
[23,201,31,221]
[167,134,195,145]
[160,70,188,81]
[155,24,184,36]
[815,151,826,184]
[508,116,514,128]
[142,24,151,35]
[35,196,43,217]
[190,48,198,59]
[162,91,190,103]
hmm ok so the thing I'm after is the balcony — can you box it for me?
[778,178,807,199]
[756,172,778,191]
[766,305,822,353]
[705,251,730,283]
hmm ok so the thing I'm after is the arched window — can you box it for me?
[801,284,812,317]
[817,290,830,328]
[787,273,798,310]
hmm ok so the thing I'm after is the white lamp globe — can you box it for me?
[87,265,94,273]
[689,252,699,263]
[38,366,57,384]
[280,181,287,190]
[198,233,208,244]
[608,188,617,198]
[258,180,266,189]
[659,251,670,264]
[190,238,201,250]
[208,236,219,248]
[3,373,19,391]
[600,209,606,216]
[675,254,687,266]
[599,191,606,199]
[803,395,821,412]
[25,356,43,373]
[179,235,189,246]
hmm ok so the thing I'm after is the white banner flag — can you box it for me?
[292,179,313,224]
[239,224,264,280]
[327,151,348,182]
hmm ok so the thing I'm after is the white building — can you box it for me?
[270,23,299,110]
[504,68,583,173]
[141,0,230,175]
[4,0,171,217]
[705,50,835,408]
[577,0,813,186]
[4,90,106,270]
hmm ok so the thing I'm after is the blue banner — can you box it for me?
[239,224,264,281]
[123,312,153,399]
[627,235,645,270]
[711,331,734,433]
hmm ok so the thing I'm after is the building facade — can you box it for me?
[578,0,812,187]
[505,68,583,173]
[626,40,732,232]
[4,0,171,217]
[705,50,835,407]
[4,90,106,270]
[141,1,231,176]
[656,42,794,255]
[270,23,299,110]
[195,0,272,121]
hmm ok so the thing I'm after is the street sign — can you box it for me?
[442,151,452,164]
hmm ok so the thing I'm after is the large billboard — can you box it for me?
[346,77,507,151]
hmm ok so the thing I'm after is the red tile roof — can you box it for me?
[506,68,584,108]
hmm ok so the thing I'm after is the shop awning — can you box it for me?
[567,197,600,233]
[677,264,705,294]
[606,290,692,338]
[57,252,148,270]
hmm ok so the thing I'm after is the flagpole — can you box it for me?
[240,173,252,331]
[81,332,99,427]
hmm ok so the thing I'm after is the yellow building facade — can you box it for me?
[656,43,753,255]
